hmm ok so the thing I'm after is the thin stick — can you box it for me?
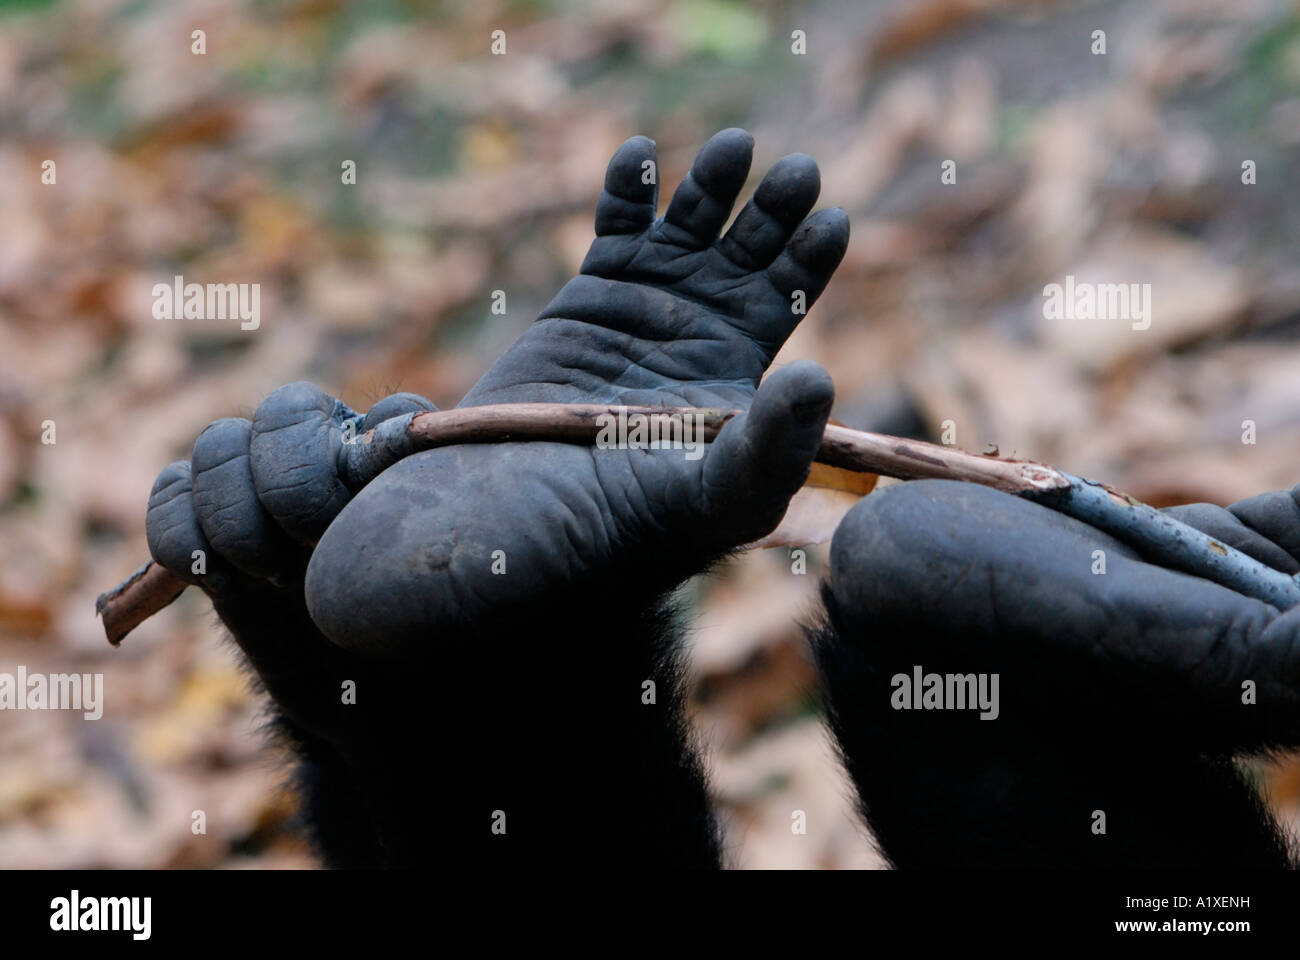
[96,560,187,645]
[96,403,1300,645]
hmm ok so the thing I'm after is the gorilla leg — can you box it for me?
[811,480,1298,869]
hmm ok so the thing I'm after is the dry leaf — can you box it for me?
[747,463,879,549]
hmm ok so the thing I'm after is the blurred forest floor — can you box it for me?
[1,0,1299,867]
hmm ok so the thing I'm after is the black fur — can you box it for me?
[218,581,720,868]
[811,582,1297,869]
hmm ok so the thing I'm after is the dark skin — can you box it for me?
[816,480,1300,867]
[305,129,848,654]
[146,127,1299,868]
[147,129,848,866]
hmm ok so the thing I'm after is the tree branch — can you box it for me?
[96,402,1300,645]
